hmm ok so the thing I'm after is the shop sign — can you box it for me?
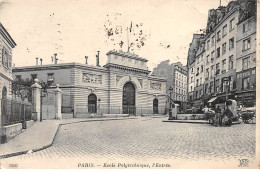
[237,68,256,79]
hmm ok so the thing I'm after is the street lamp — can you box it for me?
[223,77,230,102]
[168,86,173,120]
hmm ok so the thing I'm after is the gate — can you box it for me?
[122,82,136,115]
[41,91,55,120]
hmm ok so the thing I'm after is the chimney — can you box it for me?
[85,56,88,64]
[36,57,39,65]
[54,53,57,64]
[96,51,100,66]
[40,58,43,65]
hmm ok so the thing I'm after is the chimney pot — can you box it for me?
[96,51,100,66]
[85,56,88,64]
[36,57,39,66]
[40,58,43,65]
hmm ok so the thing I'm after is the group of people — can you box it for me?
[204,104,234,127]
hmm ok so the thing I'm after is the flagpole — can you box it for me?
[127,27,130,52]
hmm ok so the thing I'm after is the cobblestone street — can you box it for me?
[2,117,256,168]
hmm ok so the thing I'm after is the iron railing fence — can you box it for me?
[1,99,32,127]
[75,104,167,115]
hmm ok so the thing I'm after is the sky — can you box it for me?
[0,0,230,71]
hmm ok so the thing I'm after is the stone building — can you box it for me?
[13,50,167,117]
[0,22,16,101]
[153,60,187,112]
[187,0,256,109]
[187,34,204,109]
[235,0,256,107]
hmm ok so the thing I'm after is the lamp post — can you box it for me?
[223,77,230,102]
[168,86,173,120]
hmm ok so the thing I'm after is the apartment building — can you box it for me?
[235,1,256,107]
[187,0,256,109]
[153,61,188,112]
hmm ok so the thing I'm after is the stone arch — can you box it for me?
[118,75,142,90]
[122,82,136,114]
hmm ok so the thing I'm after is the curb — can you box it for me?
[0,117,138,159]
[162,120,242,125]
[162,120,209,124]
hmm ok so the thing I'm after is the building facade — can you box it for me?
[0,22,16,101]
[187,34,204,110]
[187,0,256,110]
[235,0,256,107]
[13,50,167,116]
[153,61,187,112]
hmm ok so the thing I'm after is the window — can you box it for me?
[222,43,226,55]
[211,65,214,77]
[222,59,226,72]
[217,47,220,58]
[228,55,234,70]
[2,47,11,68]
[216,63,220,74]
[206,55,209,63]
[243,21,250,33]
[211,51,215,61]
[15,75,21,81]
[201,65,204,72]
[242,57,250,70]
[176,73,178,79]
[191,77,194,82]
[191,86,193,91]
[222,25,227,37]
[196,79,199,87]
[31,74,37,80]
[207,40,210,50]
[210,81,214,93]
[217,30,221,41]
[229,37,234,50]
[200,78,202,86]
[211,36,215,47]
[243,38,251,51]
[196,67,199,75]
[47,73,54,81]
[216,79,220,92]
[206,68,209,78]
[242,77,250,90]
[230,18,235,31]
[205,83,208,94]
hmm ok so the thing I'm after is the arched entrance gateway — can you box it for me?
[88,93,97,113]
[153,98,158,114]
[122,82,135,115]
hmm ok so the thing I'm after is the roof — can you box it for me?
[106,50,148,62]
[0,22,16,48]
[12,62,108,72]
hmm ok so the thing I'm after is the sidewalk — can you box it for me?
[0,117,137,159]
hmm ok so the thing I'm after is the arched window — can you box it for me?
[153,98,159,114]
[88,93,97,113]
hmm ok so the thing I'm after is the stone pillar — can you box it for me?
[54,84,62,120]
[31,79,42,122]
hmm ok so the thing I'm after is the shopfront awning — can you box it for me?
[208,97,218,103]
